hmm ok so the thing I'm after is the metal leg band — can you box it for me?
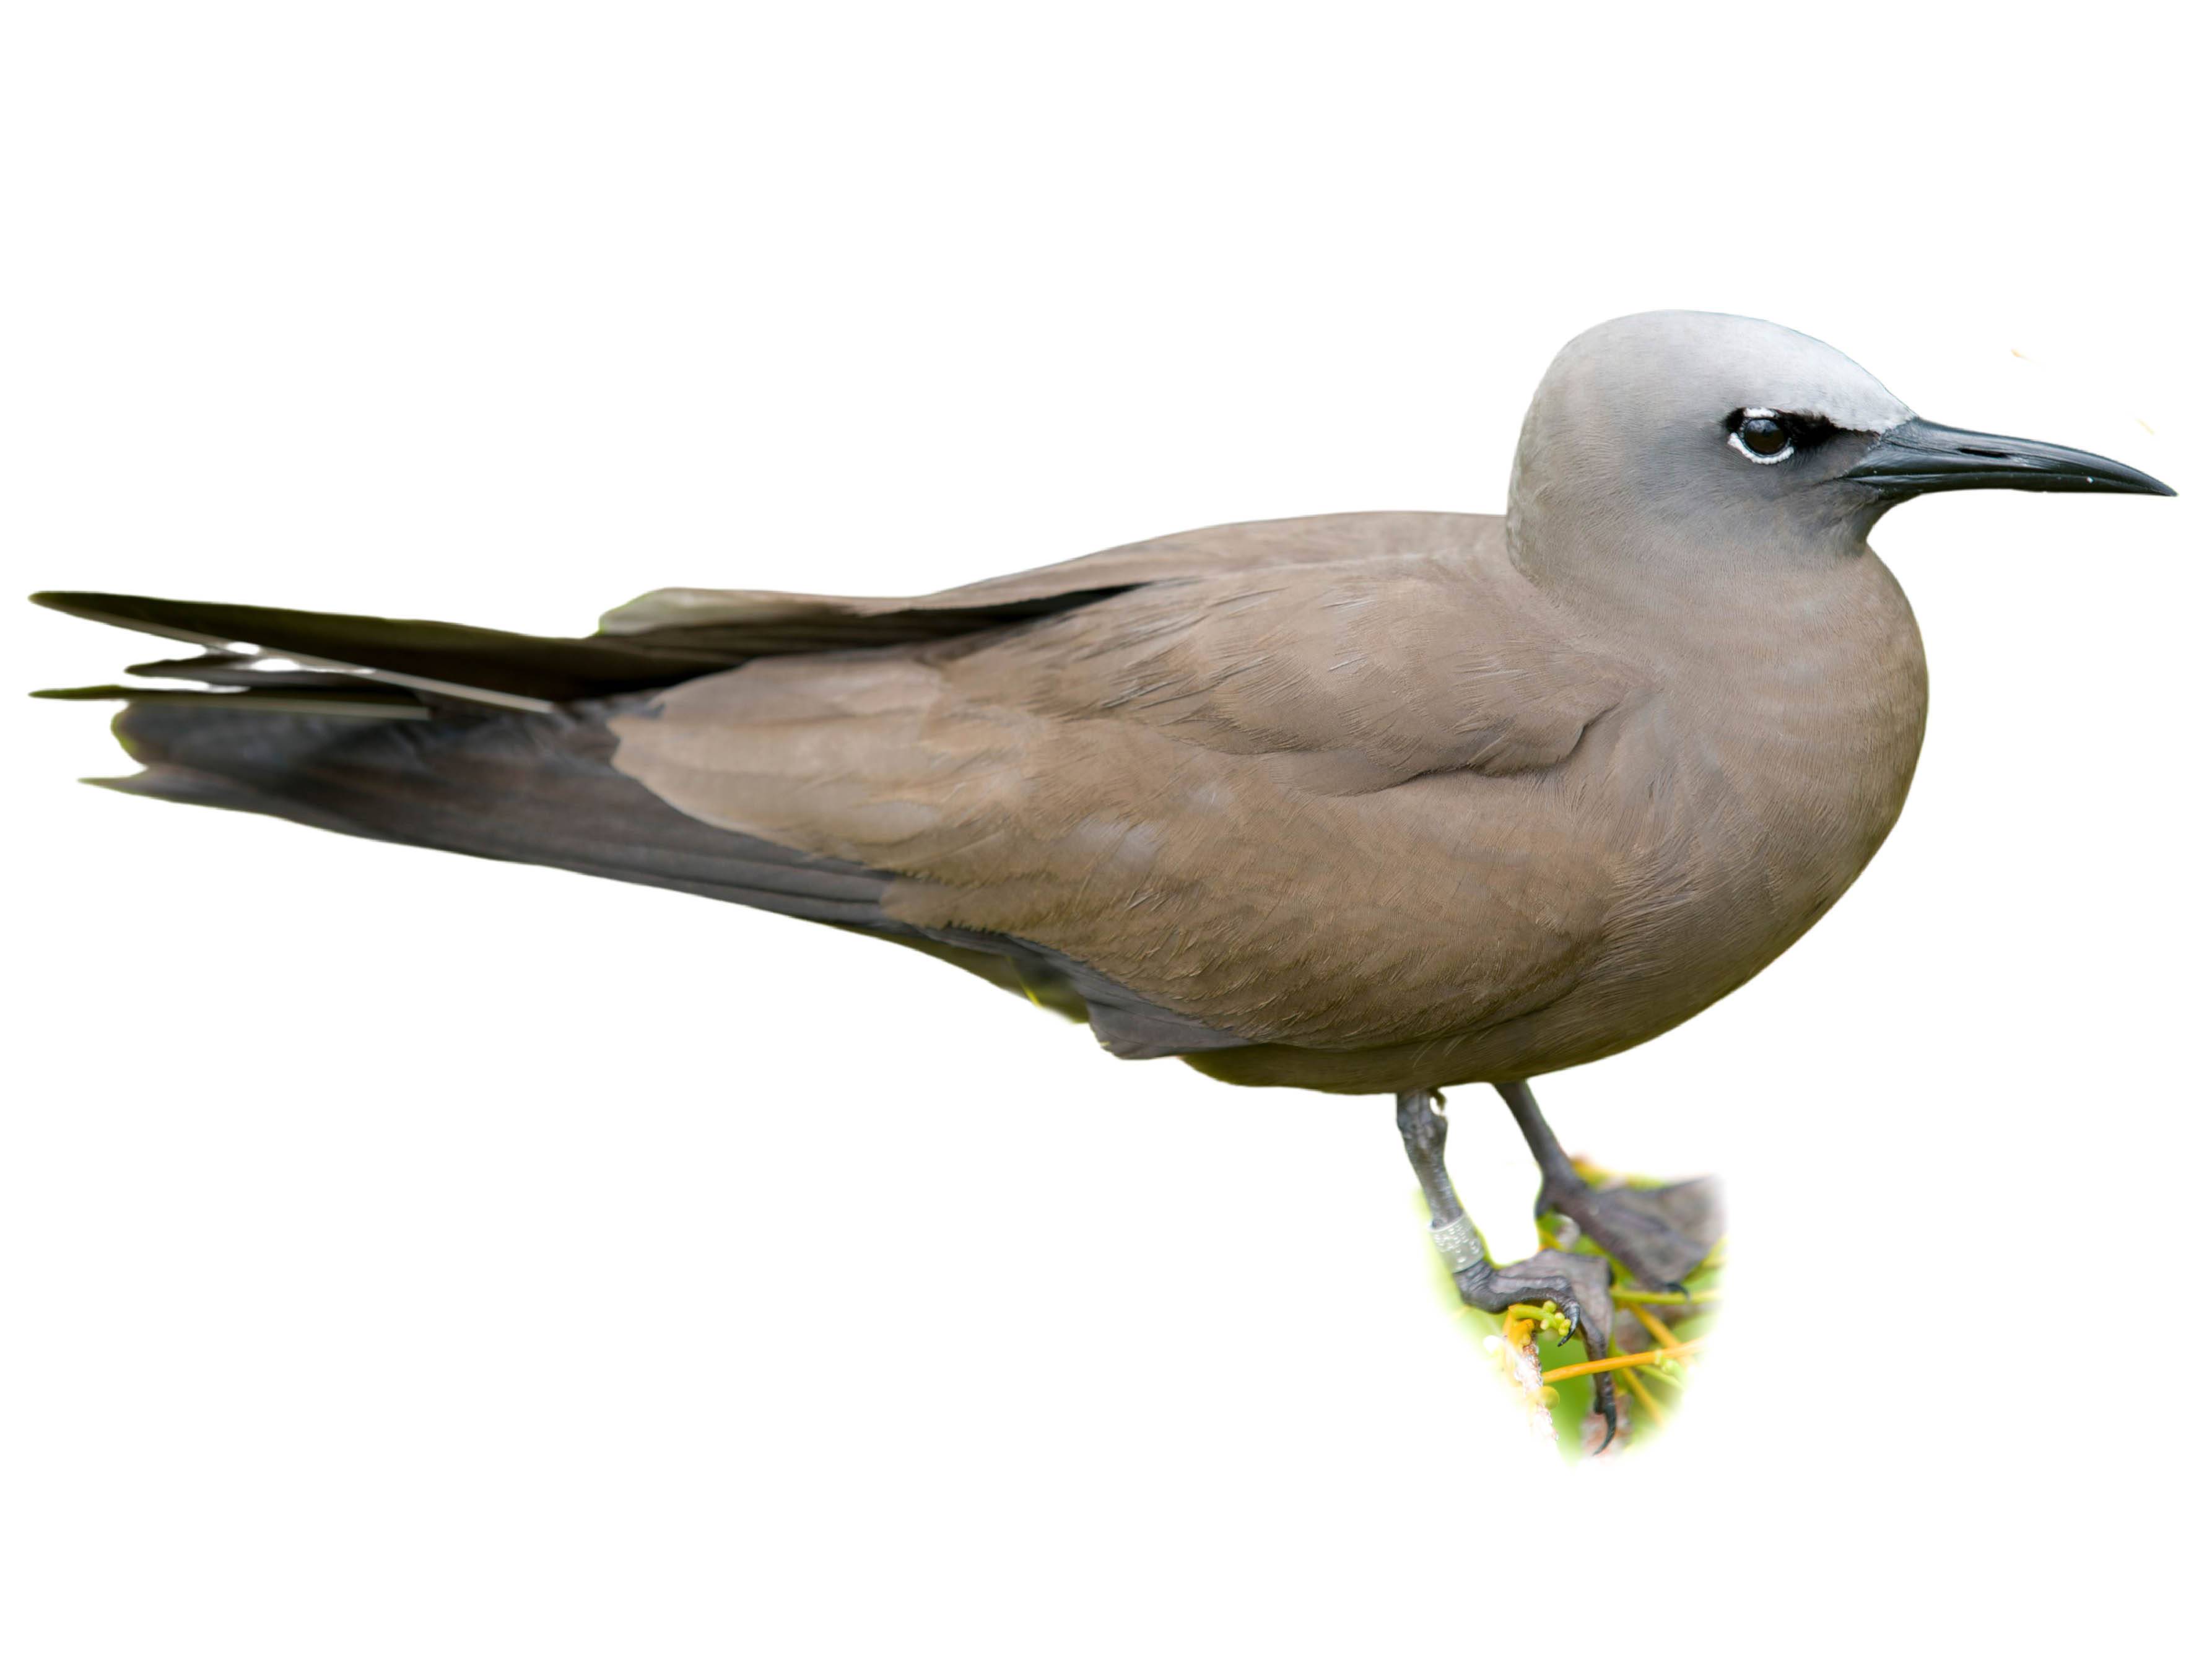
[1429,1213,1487,1273]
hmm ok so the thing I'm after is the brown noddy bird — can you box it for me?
[32,311,2174,1444]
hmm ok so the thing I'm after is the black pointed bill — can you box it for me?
[1839,417,2175,499]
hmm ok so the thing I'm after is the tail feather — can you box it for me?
[104,697,900,925]
[31,591,734,710]
[37,681,432,719]
[123,651,412,692]
[28,583,1050,924]
[30,582,1135,710]
[32,580,1245,1059]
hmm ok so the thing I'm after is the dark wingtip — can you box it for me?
[28,591,180,629]
[2105,464,2179,499]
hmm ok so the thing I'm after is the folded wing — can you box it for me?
[612,517,1639,1052]
[40,510,1641,1066]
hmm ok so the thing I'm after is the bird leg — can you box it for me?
[1495,1079,1722,1292]
[1395,1087,1616,1448]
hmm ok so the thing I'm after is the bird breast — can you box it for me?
[1569,549,1930,1044]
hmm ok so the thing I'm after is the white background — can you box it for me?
[4,6,2203,1653]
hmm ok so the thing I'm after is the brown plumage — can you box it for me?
[607,507,1923,1092]
[35,310,2175,1440]
[35,311,2168,1102]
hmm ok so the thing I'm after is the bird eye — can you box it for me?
[1728,409,1795,464]
[1739,417,1790,456]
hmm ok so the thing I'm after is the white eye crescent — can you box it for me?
[1730,407,1795,464]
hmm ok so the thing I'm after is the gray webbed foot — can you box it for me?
[1496,1081,1722,1292]
[1537,1173,1722,1292]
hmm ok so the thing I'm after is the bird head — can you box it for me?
[1505,310,2172,600]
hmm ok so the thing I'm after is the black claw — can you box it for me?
[1592,1375,1618,1454]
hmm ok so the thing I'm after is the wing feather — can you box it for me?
[611,516,1640,1051]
